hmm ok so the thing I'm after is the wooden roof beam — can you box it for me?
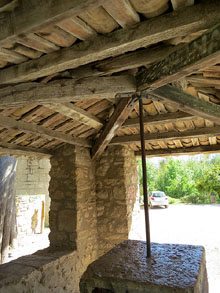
[68,44,182,80]
[150,85,220,126]
[92,97,137,160]
[0,140,51,158]
[110,126,220,145]
[0,0,105,47]
[135,144,220,157]
[44,103,103,130]
[122,112,197,128]
[137,22,220,90]
[1,0,220,84]
[0,114,91,147]
[0,75,135,108]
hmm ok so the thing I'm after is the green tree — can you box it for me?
[137,158,158,195]
[196,163,220,199]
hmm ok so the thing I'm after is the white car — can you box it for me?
[149,191,168,208]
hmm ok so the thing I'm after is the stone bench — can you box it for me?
[80,240,208,293]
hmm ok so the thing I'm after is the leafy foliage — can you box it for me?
[137,154,220,204]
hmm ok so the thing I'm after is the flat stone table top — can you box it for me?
[80,240,208,293]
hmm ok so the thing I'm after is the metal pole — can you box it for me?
[139,97,151,258]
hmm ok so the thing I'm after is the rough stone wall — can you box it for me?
[49,145,98,290]
[96,145,139,257]
[0,145,138,292]
[15,157,50,226]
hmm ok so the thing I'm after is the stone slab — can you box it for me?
[80,240,208,293]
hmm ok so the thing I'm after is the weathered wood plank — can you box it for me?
[17,33,60,53]
[0,48,27,64]
[5,44,43,59]
[0,0,105,46]
[130,0,169,18]
[79,6,118,34]
[171,0,194,11]
[1,0,220,84]
[137,23,220,90]
[110,126,220,145]
[57,17,97,40]
[150,85,220,125]
[122,112,198,128]
[92,97,137,159]
[45,103,103,130]
[0,75,135,108]
[0,140,51,157]
[38,25,77,47]
[135,144,220,157]
[68,45,182,79]
[186,75,220,87]
[0,114,91,147]
[103,0,140,28]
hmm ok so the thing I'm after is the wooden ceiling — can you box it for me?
[0,0,220,158]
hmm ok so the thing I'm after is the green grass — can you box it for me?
[168,197,183,204]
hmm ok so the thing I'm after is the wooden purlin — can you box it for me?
[44,103,103,130]
[0,114,91,147]
[0,140,51,157]
[0,75,135,108]
[150,85,220,126]
[122,112,198,128]
[110,126,220,145]
[135,144,220,157]
[137,23,220,90]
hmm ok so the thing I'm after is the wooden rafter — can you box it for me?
[45,103,103,130]
[0,75,135,108]
[1,0,220,84]
[135,144,220,157]
[0,0,105,47]
[122,112,197,128]
[0,140,51,157]
[137,22,220,90]
[0,114,91,147]
[92,97,136,159]
[68,45,182,80]
[150,85,220,125]
[110,126,220,145]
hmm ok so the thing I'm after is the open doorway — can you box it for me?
[130,153,220,293]
[1,156,51,264]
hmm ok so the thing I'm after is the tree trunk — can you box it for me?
[0,156,17,264]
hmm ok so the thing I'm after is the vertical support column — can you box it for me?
[139,97,151,257]
[49,145,97,257]
[96,145,139,257]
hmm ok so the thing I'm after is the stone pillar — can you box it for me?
[49,145,97,258]
[96,145,139,257]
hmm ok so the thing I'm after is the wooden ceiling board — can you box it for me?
[79,6,118,33]
[129,0,169,18]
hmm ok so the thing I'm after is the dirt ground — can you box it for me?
[129,204,220,293]
[7,228,50,263]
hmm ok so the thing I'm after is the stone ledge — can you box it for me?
[80,240,208,293]
[0,249,78,293]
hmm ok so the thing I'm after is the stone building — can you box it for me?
[0,0,217,292]
[15,156,51,235]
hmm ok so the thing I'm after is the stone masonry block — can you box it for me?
[58,210,76,233]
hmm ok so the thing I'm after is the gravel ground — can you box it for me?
[6,205,220,292]
[129,204,220,293]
